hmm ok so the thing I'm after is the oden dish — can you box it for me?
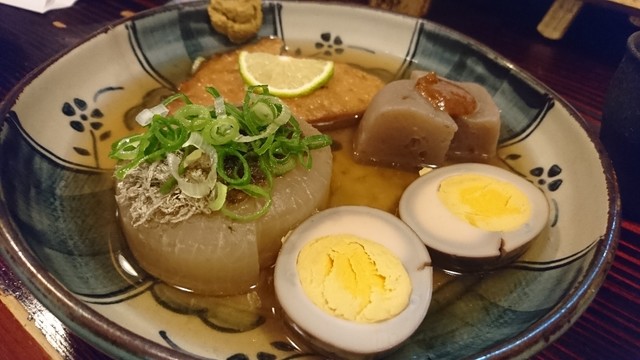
[0,2,618,360]
[113,31,546,358]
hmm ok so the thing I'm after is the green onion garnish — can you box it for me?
[110,86,332,222]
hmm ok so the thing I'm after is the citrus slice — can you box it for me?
[238,51,334,98]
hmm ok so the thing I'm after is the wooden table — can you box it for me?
[0,0,638,359]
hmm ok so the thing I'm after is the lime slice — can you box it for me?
[238,51,334,98]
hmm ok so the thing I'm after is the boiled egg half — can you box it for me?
[274,206,432,358]
[399,163,549,272]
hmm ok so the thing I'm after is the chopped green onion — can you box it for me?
[159,177,178,195]
[174,104,211,131]
[303,134,333,149]
[203,115,240,145]
[136,104,169,126]
[167,132,218,198]
[111,135,144,160]
[162,93,192,106]
[183,149,204,168]
[220,183,272,222]
[208,182,228,211]
[206,87,227,118]
[110,85,332,221]
[250,101,274,126]
[216,147,251,186]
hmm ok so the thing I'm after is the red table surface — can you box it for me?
[0,0,638,359]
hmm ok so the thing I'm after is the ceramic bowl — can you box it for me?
[0,1,620,359]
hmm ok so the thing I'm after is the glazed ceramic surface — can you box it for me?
[0,1,619,359]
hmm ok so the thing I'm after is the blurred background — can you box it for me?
[0,0,638,359]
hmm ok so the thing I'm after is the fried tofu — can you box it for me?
[178,37,385,129]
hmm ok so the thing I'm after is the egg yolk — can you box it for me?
[296,234,411,323]
[437,173,531,232]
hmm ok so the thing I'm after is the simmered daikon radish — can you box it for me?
[112,87,332,295]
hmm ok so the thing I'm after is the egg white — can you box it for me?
[274,206,432,357]
[399,163,550,259]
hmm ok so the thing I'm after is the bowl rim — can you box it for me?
[0,1,621,359]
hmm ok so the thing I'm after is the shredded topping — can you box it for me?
[110,86,332,225]
[116,156,214,226]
